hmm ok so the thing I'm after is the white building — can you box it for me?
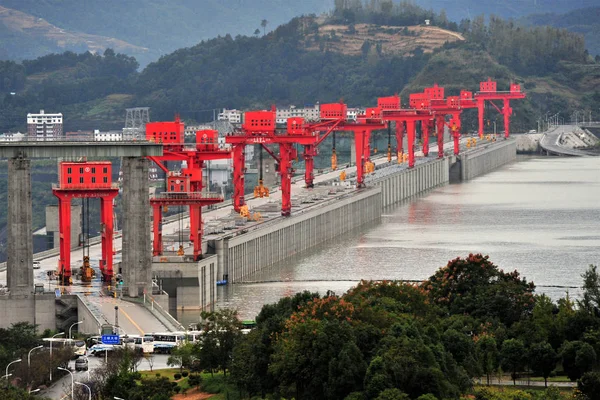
[94,130,123,141]
[276,104,320,124]
[218,109,242,124]
[347,107,365,121]
[0,132,25,141]
[27,109,63,138]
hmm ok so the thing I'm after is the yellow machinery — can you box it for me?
[387,144,392,163]
[397,151,403,164]
[364,161,375,174]
[340,171,346,181]
[240,205,250,218]
[177,245,185,256]
[80,256,95,283]
[331,149,337,171]
[253,180,269,198]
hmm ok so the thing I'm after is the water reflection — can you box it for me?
[191,156,600,321]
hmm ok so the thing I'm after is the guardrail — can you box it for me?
[121,291,185,332]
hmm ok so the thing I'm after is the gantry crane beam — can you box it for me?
[470,79,526,139]
[146,119,231,259]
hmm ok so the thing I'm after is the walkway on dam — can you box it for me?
[540,125,597,156]
[0,136,468,334]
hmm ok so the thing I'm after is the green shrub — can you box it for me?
[182,371,189,377]
[174,373,182,380]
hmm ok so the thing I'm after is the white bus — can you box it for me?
[43,338,87,358]
[150,332,186,353]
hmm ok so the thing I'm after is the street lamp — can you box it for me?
[58,367,73,400]
[114,397,125,400]
[69,321,83,340]
[5,359,21,388]
[28,345,43,367]
[76,381,92,400]
[48,332,65,381]
[29,388,40,394]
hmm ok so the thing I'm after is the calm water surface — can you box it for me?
[181,156,600,323]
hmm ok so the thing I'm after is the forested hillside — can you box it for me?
[0,0,331,66]
[519,7,600,57]
[1,1,598,135]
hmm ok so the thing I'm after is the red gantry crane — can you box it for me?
[146,117,231,261]
[376,95,432,169]
[410,84,477,158]
[53,161,119,284]
[297,103,387,189]
[473,78,526,139]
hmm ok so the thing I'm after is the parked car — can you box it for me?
[75,357,88,371]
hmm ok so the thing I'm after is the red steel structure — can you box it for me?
[145,117,231,261]
[52,161,118,283]
[377,95,433,168]
[226,110,321,216]
[473,79,526,139]
[410,84,478,157]
[295,103,386,189]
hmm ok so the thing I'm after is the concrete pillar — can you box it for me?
[7,157,33,295]
[121,157,152,297]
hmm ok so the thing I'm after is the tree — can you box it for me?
[561,341,597,381]
[376,388,410,400]
[198,308,242,376]
[167,342,195,372]
[529,342,558,387]
[579,265,600,313]
[261,19,269,36]
[500,339,525,385]
[578,371,600,400]
[422,254,536,326]
[476,335,498,386]
[254,28,261,37]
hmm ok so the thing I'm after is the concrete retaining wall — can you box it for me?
[214,188,382,283]
[152,254,217,312]
[460,139,517,181]
[371,157,450,208]
[0,294,55,331]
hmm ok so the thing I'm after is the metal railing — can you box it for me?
[52,183,119,190]
[152,192,223,200]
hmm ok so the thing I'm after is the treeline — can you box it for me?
[332,0,457,31]
[97,255,598,399]
[462,15,588,75]
[218,255,600,399]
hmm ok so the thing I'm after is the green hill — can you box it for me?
[519,7,600,57]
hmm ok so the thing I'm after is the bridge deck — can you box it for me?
[0,141,163,158]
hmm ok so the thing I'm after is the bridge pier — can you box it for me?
[7,157,34,295]
[121,157,152,297]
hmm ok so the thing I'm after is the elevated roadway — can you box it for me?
[0,140,162,158]
[1,136,467,334]
[540,125,597,156]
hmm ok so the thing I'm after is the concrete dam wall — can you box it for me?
[459,139,517,181]
[371,157,450,208]
[213,140,516,283]
[214,188,382,282]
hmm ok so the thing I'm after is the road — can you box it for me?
[540,125,595,156]
[40,353,173,400]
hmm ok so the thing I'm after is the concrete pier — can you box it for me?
[7,157,34,295]
[459,139,516,181]
[371,157,450,208]
[215,187,382,282]
[121,157,152,297]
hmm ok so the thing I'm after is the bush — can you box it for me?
[173,386,181,394]
[155,373,161,377]
[188,374,202,387]
[182,371,189,377]
[174,373,182,380]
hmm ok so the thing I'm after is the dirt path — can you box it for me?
[173,388,214,399]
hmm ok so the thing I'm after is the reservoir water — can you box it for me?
[182,156,600,323]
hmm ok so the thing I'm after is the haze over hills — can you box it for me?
[0,0,332,66]
[1,0,598,65]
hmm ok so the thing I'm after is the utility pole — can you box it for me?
[114,306,119,334]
